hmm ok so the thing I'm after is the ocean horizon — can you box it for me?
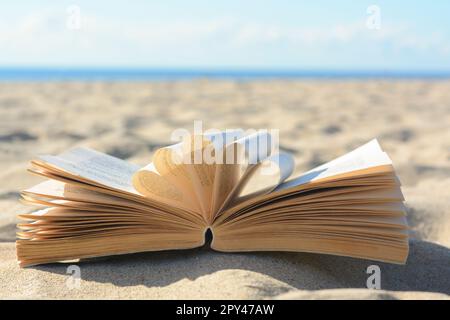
[1,67,450,81]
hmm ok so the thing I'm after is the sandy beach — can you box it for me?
[0,80,449,299]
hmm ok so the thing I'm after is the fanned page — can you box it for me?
[16,135,409,267]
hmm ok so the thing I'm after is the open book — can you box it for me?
[16,131,409,267]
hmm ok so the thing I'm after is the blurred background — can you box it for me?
[0,1,449,256]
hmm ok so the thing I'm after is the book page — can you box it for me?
[238,152,295,198]
[209,142,242,220]
[210,131,278,212]
[36,147,140,194]
[276,139,392,191]
[216,152,295,214]
[132,161,200,212]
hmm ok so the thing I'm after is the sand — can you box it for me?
[0,80,449,299]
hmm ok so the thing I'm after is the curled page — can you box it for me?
[216,151,295,214]
[222,152,295,207]
[132,163,186,204]
[131,141,204,213]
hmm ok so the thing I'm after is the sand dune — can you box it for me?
[0,80,449,299]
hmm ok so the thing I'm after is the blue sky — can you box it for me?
[1,0,449,70]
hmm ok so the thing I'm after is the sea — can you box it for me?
[0,68,449,81]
